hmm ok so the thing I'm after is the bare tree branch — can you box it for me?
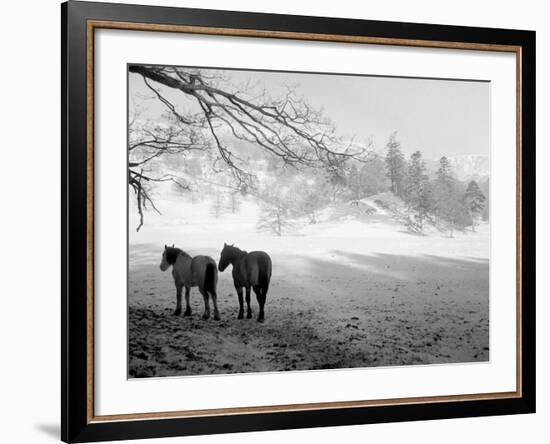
[129,65,369,168]
[127,65,373,230]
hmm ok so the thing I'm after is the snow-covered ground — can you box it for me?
[128,190,489,377]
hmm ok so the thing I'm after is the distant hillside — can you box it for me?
[424,154,489,182]
[445,155,490,181]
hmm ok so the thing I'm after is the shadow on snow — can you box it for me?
[128,249,489,378]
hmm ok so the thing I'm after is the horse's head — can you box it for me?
[218,242,235,272]
[160,244,176,271]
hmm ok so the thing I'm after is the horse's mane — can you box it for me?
[164,247,190,265]
[225,245,246,256]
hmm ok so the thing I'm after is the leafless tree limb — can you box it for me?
[127,65,372,230]
[129,65,369,167]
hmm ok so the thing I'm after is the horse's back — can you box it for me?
[191,255,218,289]
[192,255,216,268]
[245,251,272,287]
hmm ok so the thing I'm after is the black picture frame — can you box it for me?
[62,1,536,442]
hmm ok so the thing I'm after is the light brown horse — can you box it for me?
[160,245,220,320]
[218,243,272,322]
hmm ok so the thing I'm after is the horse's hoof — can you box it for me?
[213,314,221,321]
[237,312,244,319]
[246,312,252,319]
[202,314,210,320]
[257,317,265,323]
[173,309,181,316]
[183,309,191,317]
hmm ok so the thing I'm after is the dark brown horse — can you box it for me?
[218,243,272,322]
[160,245,220,320]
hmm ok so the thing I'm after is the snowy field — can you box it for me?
[128,189,489,378]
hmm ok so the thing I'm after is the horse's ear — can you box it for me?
[224,242,227,247]
[231,243,234,247]
[171,244,175,248]
[164,244,167,249]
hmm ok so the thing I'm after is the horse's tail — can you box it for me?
[204,262,216,294]
[258,255,272,297]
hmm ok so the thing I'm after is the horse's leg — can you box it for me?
[183,286,192,316]
[253,286,265,323]
[236,286,244,319]
[200,288,210,320]
[245,286,252,319]
[174,285,182,316]
[210,290,220,321]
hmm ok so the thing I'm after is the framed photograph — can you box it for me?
[61,1,535,442]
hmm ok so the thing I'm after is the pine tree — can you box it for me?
[385,133,406,197]
[434,156,456,224]
[463,180,486,231]
[360,154,389,196]
[436,156,453,183]
[479,179,490,221]
[434,157,469,237]
[405,150,433,232]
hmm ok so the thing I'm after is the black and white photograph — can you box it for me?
[127,64,490,378]
[1,0,543,442]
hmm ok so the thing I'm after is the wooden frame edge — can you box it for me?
[90,391,520,423]
[515,46,523,399]
[89,19,522,52]
[86,18,95,424]
[84,17,525,426]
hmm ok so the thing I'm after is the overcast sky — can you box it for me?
[130,67,490,160]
